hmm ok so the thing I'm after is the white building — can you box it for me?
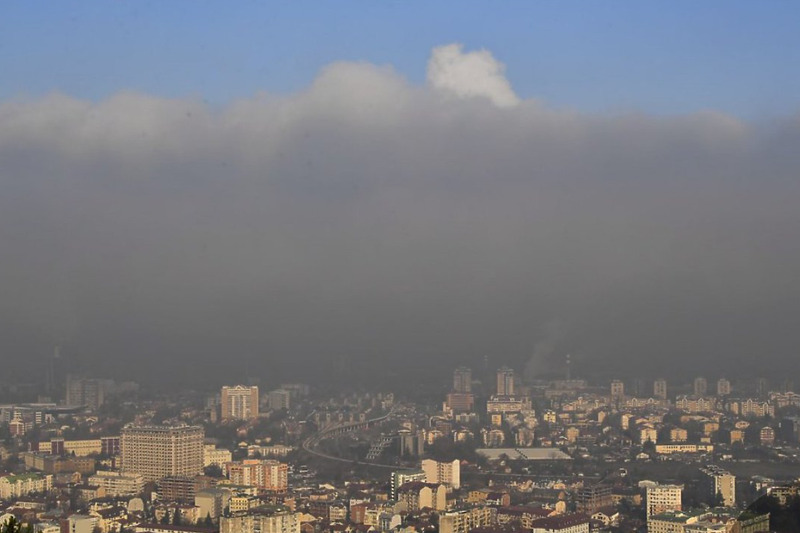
[646,484,683,518]
[422,459,460,489]
[88,471,144,497]
[0,473,52,499]
[120,424,204,482]
[221,385,259,420]
[439,507,496,533]
[220,509,300,533]
[648,510,710,533]
[66,515,98,533]
[204,444,232,467]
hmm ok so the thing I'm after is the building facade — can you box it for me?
[220,509,300,533]
[88,471,145,497]
[422,458,460,489]
[497,367,515,396]
[120,425,204,482]
[221,385,259,420]
[646,484,683,518]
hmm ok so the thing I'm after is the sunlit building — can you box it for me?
[221,385,259,420]
[120,424,204,482]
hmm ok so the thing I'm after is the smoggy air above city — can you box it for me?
[2,4,800,533]
[2,2,800,389]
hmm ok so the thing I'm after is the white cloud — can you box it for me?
[426,43,520,108]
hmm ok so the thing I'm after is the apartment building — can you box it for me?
[439,506,497,533]
[120,425,204,482]
[0,473,53,499]
[646,484,683,518]
[221,385,259,420]
[226,459,289,491]
[88,471,145,497]
[422,458,460,489]
[220,508,300,533]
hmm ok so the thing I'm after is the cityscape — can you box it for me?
[3,362,800,532]
[3,2,800,533]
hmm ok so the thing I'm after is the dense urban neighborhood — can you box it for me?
[2,366,800,532]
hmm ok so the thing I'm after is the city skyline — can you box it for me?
[3,6,800,532]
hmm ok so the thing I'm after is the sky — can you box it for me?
[2,2,800,117]
[1,4,800,388]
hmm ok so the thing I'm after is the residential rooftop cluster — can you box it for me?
[1,367,799,533]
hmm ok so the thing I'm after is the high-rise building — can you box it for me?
[694,377,708,397]
[646,484,682,518]
[226,459,288,491]
[756,377,769,397]
[422,459,460,489]
[267,389,291,410]
[65,375,105,410]
[453,367,472,393]
[120,425,204,482]
[577,484,613,513]
[398,430,425,457]
[699,466,735,507]
[445,393,474,413]
[390,469,426,500]
[610,380,625,399]
[221,385,259,420]
[496,367,514,396]
[716,378,732,397]
[654,378,667,400]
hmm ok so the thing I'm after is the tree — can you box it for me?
[203,464,223,478]
[172,508,182,526]
[204,513,213,527]
[0,517,27,533]
[712,490,725,508]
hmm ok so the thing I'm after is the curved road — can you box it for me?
[301,410,600,482]
[302,409,401,469]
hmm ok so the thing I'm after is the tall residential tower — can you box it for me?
[120,425,204,482]
[221,385,260,420]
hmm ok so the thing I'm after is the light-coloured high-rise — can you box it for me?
[453,367,472,393]
[120,425,204,482]
[65,375,105,410]
[204,444,232,467]
[268,389,291,410]
[716,378,732,397]
[497,367,514,396]
[610,380,625,399]
[226,459,288,491]
[694,377,708,397]
[646,484,683,518]
[700,466,735,507]
[422,458,460,489]
[221,385,259,420]
[390,469,426,500]
[654,378,667,400]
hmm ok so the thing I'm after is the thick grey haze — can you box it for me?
[1,46,799,386]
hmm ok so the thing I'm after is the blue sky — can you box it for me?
[2,1,799,118]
